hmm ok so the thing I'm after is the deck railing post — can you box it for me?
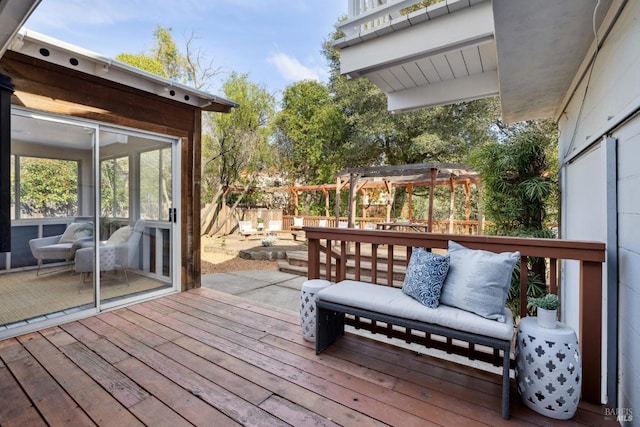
[580,260,603,403]
[308,236,320,279]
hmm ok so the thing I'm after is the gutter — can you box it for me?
[9,28,238,113]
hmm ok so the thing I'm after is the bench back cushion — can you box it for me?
[402,248,450,308]
[440,241,519,322]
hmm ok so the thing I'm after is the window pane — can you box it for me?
[100,157,129,218]
[140,150,160,220]
[161,147,172,221]
[19,157,78,218]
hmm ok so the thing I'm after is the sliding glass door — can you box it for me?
[0,108,179,334]
[97,128,177,307]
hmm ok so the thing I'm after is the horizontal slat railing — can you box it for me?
[282,215,481,234]
[306,227,606,404]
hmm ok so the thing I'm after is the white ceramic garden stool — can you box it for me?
[515,316,582,419]
[300,279,332,342]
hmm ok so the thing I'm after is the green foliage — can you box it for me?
[469,119,558,237]
[401,0,442,15]
[528,294,559,311]
[151,26,182,80]
[506,261,548,317]
[274,80,347,184]
[201,73,276,203]
[100,157,130,218]
[115,53,167,77]
[19,158,78,217]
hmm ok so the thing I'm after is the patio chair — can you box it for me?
[75,219,145,285]
[29,219,94,275]
[238,220,257,240]
[266,220,282,234]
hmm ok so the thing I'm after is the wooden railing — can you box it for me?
[305,227,606,404]
[282,215,481,235]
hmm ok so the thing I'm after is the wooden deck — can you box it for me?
[0,288,615,426]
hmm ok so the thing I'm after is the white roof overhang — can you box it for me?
[7,29,238,113]
[0,0,40,57]
[335,0,497,113]
[335,0,617,122]
[493,0,614,122]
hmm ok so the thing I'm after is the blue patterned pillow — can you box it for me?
[402,248,450,308]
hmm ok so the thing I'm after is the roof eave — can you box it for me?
[9,28,238,113]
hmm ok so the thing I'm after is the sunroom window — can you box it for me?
[100,156,129,219]
[12,155,79,219]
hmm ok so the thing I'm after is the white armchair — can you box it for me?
[29,220,93,275]
[75,219,145,285]
[266,220,282,234]
[238,220,257,240]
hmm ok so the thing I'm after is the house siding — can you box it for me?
[613,115,640,417]
[558,0,640,411]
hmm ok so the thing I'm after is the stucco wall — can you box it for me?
[558,0,640,411]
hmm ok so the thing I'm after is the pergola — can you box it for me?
[334,163,480,231]
[229,163,481,232]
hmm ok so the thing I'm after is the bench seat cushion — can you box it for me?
[317,280,514,341]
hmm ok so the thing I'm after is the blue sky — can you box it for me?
[25,0,347,98]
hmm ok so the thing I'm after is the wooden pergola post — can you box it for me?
[360,188,367,221]
[449,177,455,234]
[427,168,437,232]
[335,177,341,224]
[385,180,393,223]
[322,187,330,218]
[347,173,359,228]
[407,184,413,221]
[464,181,471,234]
[291,188,299,216]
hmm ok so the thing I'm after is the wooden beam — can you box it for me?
[407,185,413,221]
[335,176,341,224]
[449,177,455,234]
[427,168,437,232]
[347,173,359,228]
[322,188,330,218]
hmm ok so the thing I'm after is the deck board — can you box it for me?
[0,288,618,426]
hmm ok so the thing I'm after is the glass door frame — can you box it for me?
[9,107,181,319]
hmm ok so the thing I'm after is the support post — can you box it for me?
[335,177,341,225]
[384,180,392,223]
[407,185,413,221]
[580,260,603,404]
[0,74,14,253]
[449,177,455,234]
[347,173,358,228]
[322,187,330,217]
[427,168,437,232]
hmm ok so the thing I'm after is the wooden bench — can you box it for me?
[315,280,514,419]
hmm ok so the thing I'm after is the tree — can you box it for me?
[273,80,347,184]
[321,25,499,169]
[20,158,78,217]
[117,25,220,90]
[200,73,276,235]
[469,119,559,314]
[469,119,558,238]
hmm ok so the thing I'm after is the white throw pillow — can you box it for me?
[439,240,519,322]
[106,226,131,245]
[293,217,304,227]
[59,222,93,243]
